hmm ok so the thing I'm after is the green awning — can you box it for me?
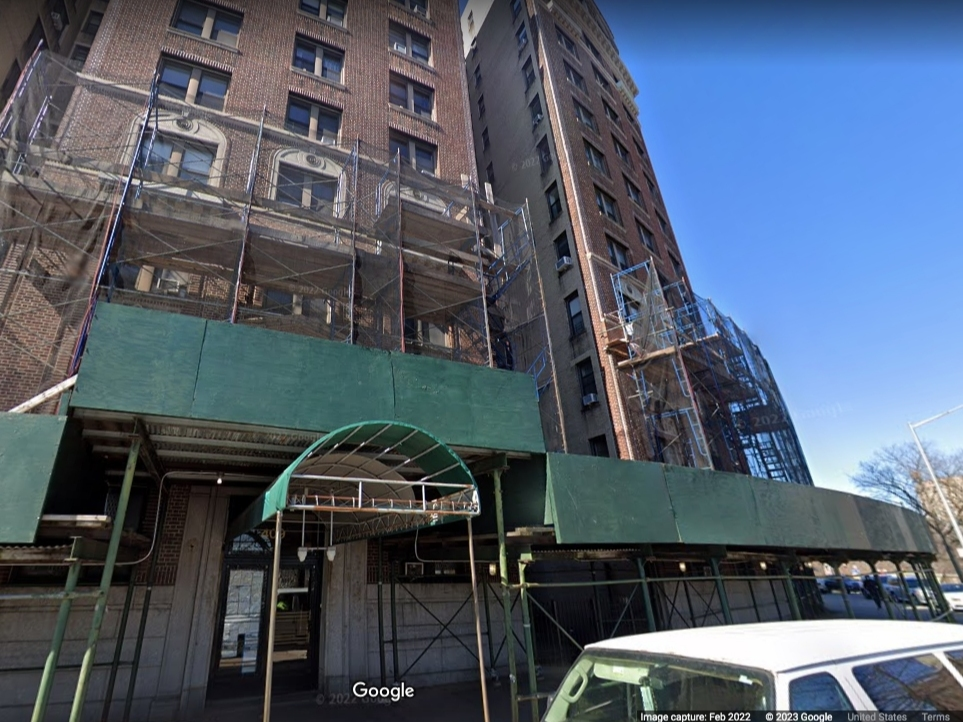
[227,420,478,543]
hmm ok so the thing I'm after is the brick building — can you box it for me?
[463,0,813,484]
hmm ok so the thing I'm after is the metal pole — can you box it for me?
[897,567,921,621]
[482,575,495,673]
[390,562,399,680]
[467,519,491,722]
[348,139,359,344]
[746,579,762,622]
[68,439,141,722]
[31,560,82,722]
[396,151,405,353]
[378,538,386,686]
[909,418,963,554]
[262,511,283,722]
[518,559,539,722]
[910,561,938,620]
[635,559,657,632]
[230,104,267,323]
[780,563,802,621]
[923,564,956,623]
[766,577,783,620]
[590,563,605,638]
[834,566,854,619]
[123,482,169,722]
[710,558,733,625]
[874,571,895,620]
[101,572,137,721]
[494,470,519,722]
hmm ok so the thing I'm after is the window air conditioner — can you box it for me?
[404,562,424,577]
[582,393,599,408]
[393,42,408,53]
[532,113,543,128]
[555,255,573,273]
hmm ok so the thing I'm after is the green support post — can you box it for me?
[635,559,657,633]
[780,562,802,621]
[745,578,762,622]
[101,572,137,721]
[710,559,733,625]
[896,568,920,621]
[494,469,520,722]
[31,560,82,722]
[767,578,783,620]
[482,576,495,673]
[378,538,386,686]
[873,572,895,620]
[924,565,955,623]
[69,439,141,722]
[518,559,539,722]
[910,561,937,619]
[834,566,854,619]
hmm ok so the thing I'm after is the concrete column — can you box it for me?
[186,68,202,105]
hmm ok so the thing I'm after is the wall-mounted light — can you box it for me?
[678,562,686,573]
[489,563,498,578]
[216,475,223,485]
[760,561,767,570]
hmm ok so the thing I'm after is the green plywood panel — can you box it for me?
[903,509,936,554]
[854,496,930,554]
[0,413,68,543]
[664,466,761,547]
[72,304,206,417]
[391,353,544,453]
[191,322,394,431]
[751,481,857,550]
[546,454,680,545]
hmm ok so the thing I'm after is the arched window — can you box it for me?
[129,111,228,188]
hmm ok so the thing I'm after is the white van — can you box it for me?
[541,620,963,719]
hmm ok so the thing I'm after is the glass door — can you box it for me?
[210,563,268,694]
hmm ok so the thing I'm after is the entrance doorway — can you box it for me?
[208,529,321,698]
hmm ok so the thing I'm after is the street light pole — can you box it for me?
[909,403,963,557]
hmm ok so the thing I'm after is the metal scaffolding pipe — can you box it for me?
[494,470,519,722]
[833,566,854,619]
[635,559,657,633]
[31,560,82,722]
[68,439,141,722]
[101,573,137,721]
[518,559,539,722]
[262,511,283,722]
[710,558,733,624]
[378,538,386,686]
[467,519,491,722]
[780,562,802,621]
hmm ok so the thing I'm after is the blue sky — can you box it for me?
[596,1,963,492]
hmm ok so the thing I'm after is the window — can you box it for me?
[481,127,490,150]
[511,0,522,20]
[515,24,528,50]
[669,254,684,278]
[634,139,646,161]
[853,654,963,711]
[553,232,570,260]
[613,137,631,166]
[637,221,655,251]
[276,163,337,210]
[656,212,669,234]
[556,26,578,56]
[583,33,601,60]
[607,237,630,270]
[624,176,644,208]
[389,130,437,175]
[522,57,536,90]
[389,22,431,63]
[603,100,621,127]
[537,136,552,174]
[467,10,474,32]
[546,183,562,222]
[173,1,242,47]
[473,64,482,87]
[583,141,608,175]
[50,0,69,33]
[529,95,543,127]
[139,134,216,184]
[644,174,657,195]
[595,187,621,224]
[566,292,585,336]
[789,673,853,711]
[486,162,495,185]
[477,94,486,117]
[158,58,230,111]
[285,95,341,144]
[83,11,103,35]
[293,37,344,82]
[564,62,586,92]
[573,100,596,132]
[589,435,609,457]
[389,74,434,117]
[70,45,91,64]
[576,359,597,397]
[594,65,610,92]
[393,0,428,16]
[299,0,347,27]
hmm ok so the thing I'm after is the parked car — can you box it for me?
[540,620,963,718]
[942,583,963,611]
[842,577,862,594]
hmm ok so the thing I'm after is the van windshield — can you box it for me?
[543,651,772,721]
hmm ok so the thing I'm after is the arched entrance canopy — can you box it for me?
[226,420,479,543]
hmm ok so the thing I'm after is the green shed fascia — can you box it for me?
[70,303,545,454]
[0,413,72,543]
[544,453,935,556]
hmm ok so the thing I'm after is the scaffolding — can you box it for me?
[604,260,813,485]
[0,51,563,449]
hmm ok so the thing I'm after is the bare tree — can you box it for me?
[850,442,963,579]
